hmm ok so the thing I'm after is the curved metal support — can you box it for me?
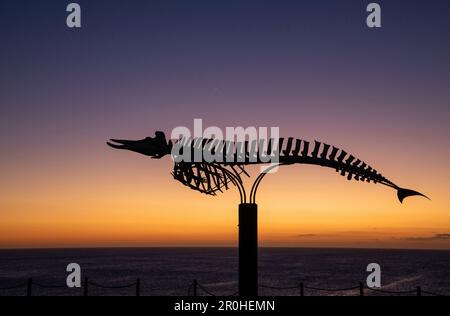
[250,163,283,203]
[216,165,247,203]
[249,173,265,204]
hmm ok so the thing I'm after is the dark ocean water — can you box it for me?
[0,248,449,296]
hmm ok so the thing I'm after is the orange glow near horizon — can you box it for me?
[1,140,449,250]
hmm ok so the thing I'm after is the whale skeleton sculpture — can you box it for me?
[107,131,428,204]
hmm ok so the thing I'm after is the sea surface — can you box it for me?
[0,247,449,296]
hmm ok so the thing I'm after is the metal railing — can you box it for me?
[0,278,448,296]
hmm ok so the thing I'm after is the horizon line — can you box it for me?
[1,245,450,252]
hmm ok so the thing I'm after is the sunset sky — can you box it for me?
[1,0,449,249]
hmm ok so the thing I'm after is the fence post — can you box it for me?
[300,282,304,297]
[83,277,88,297]
[136,278,141,297]
[359,282,364,296]
[27,278,32,297]
[193,279,198,297]
[417,286,421,296]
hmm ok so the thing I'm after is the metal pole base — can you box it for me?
[238,203,258,296]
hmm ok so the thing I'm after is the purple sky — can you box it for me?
[1,0,449,248]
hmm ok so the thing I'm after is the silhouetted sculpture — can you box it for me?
[107,132,428,203]
[107,131,428,296]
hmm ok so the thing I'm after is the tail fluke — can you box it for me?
[397,188,430,203]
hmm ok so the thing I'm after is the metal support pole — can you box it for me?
[27,278,32,297]
[136,278,140,296]
[239,203,258,296]
[84,277,88,296]
[193,279,197,297]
